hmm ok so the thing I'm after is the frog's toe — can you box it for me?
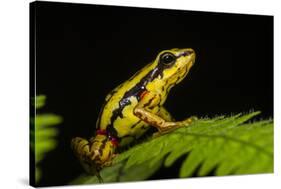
[183,116,198,125]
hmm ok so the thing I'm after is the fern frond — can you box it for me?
[34,114,62,162]
[70,111,273,184]
[31,95,62,183]
[70,159,162,184]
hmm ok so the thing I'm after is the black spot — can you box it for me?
[106,125,118,138]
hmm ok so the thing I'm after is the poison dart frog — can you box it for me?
[71,48,197,181]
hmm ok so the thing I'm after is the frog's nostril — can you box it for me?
[180,49,194,57]
[184,49,194,56]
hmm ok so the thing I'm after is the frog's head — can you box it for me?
[156,48,195,84]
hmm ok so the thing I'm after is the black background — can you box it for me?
[32,1,273,186]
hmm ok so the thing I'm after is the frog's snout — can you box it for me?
[183,49,195,57]
[177,49,195,61]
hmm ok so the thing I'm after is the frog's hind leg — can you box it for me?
[71,137,99,174]
[71,137,91,157]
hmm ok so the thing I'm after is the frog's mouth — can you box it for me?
[165,64,188,85]
[176,50,195,70]
[174,57,195,83]
[177,65,190,83]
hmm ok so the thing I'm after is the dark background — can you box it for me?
[31,1,273,186]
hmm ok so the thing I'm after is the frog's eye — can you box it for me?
[160,52,176,66]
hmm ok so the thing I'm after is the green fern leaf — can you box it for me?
[31,95,62,183]
[71,159,162,184]
[70,111,273,184]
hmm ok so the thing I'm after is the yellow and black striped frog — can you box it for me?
[71,48,196,181]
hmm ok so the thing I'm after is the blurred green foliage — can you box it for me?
[30,95,62,183]
[71,111,273,185]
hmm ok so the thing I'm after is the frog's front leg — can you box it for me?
[134,91,197,136]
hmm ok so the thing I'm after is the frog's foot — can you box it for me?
[179,116,198,126]
[71,136,118,175]
[152,116,198,138]
[102,153,118,167]
[71,137,99,174]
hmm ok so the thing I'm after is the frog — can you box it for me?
[71,48,196,181]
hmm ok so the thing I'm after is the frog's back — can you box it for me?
[97,63,157,138]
